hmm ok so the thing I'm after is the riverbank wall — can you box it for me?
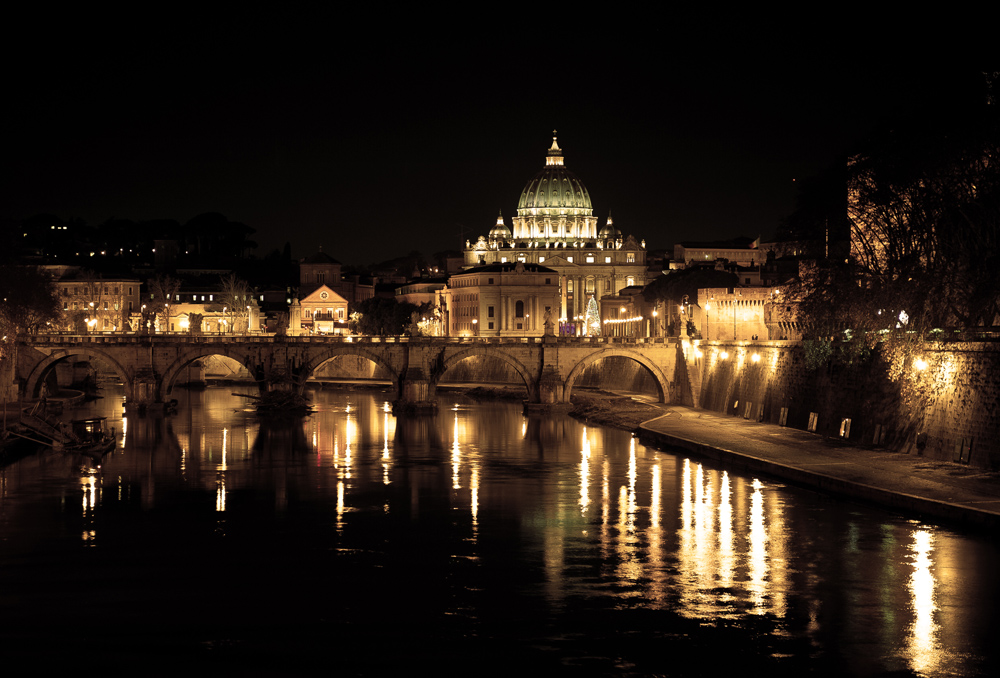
[686,340,1000,470]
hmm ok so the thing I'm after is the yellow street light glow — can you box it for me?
[914,358,929,371]
[751,353,761,363]
[720,351,729,360]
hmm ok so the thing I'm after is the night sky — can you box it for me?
[3,15,979,266]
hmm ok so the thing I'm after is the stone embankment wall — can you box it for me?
[691,340,1000,470]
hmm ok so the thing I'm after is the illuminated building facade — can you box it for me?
[463,134,648,332]
[54,274,141,332]
[296,284,349,334]
[443,262,561,337]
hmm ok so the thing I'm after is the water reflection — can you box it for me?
[0,386,995,676]
[907,529,939,674]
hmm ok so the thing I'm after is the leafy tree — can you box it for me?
[0,266,60,359]
[349,297,422,336]
[798,94,1000,341]
[187,312,204,334]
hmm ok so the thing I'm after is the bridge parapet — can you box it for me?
[16,334,683,414]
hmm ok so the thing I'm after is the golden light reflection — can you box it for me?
[452,413,462,489]
[580,430,591,512]
[471,466,480,531]
[344,412,354,480]
[336,480,345,531]
[215,474,226,512]
[382,411,392,485]
[674,464,787,620]
[748,478,767,614]
[718,471,735,600]
[906,529,941,675]
[81,474,98,513]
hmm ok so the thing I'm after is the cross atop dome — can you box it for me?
[546,129,564,166]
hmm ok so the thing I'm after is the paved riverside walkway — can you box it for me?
[637,406,1000,530]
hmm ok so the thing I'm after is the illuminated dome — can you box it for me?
[511,132,599,241]
[488,211,512,240]
[517,135,593,216]
[598,213,621,239]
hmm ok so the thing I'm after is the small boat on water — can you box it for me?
[63,417,117,459]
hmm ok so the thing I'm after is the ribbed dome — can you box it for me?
[516,135,593,217]
[598,214,621,238]
[489,211,511,239]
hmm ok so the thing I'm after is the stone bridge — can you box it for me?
[14,334,688,413]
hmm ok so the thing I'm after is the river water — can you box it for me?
[2,385,998,676]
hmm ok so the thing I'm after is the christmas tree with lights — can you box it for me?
[585,295,601,336]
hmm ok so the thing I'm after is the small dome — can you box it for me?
[516,133,593,217]
[489,211,511,239]
[598,214,620,239]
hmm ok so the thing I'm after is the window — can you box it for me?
[515,301,524,318]
[488,306,494,318]
[567,256,573,263]
[627,253,635,263]
[545,278,551,285]
[501,257,508,263]
[128,287,133,296]
[103,301,108,310]
[488,322,494,330]
[586,255,594,263]
[539,256,545,262]
[488,278,494,284]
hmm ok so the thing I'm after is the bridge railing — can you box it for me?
[18,333,679,346]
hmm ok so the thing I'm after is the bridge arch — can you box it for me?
[434,346,538,401]
[302,345,401,395]
[159,346,261,401]
[563,347,670,403]
[24,347,133,400]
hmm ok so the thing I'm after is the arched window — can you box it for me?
[515,300,525,318]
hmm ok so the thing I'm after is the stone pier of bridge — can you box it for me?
[14,334,690,415]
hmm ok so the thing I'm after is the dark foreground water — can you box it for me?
[2,386,999,677]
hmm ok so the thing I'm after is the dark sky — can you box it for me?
[3,15,981,265]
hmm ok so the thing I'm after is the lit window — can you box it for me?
[567,256,574,263]
[605,256,611,263]
[627,253,635,263]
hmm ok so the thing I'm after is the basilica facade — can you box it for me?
[463,134,648,332]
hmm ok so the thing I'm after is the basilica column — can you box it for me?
[560,275,568,321]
